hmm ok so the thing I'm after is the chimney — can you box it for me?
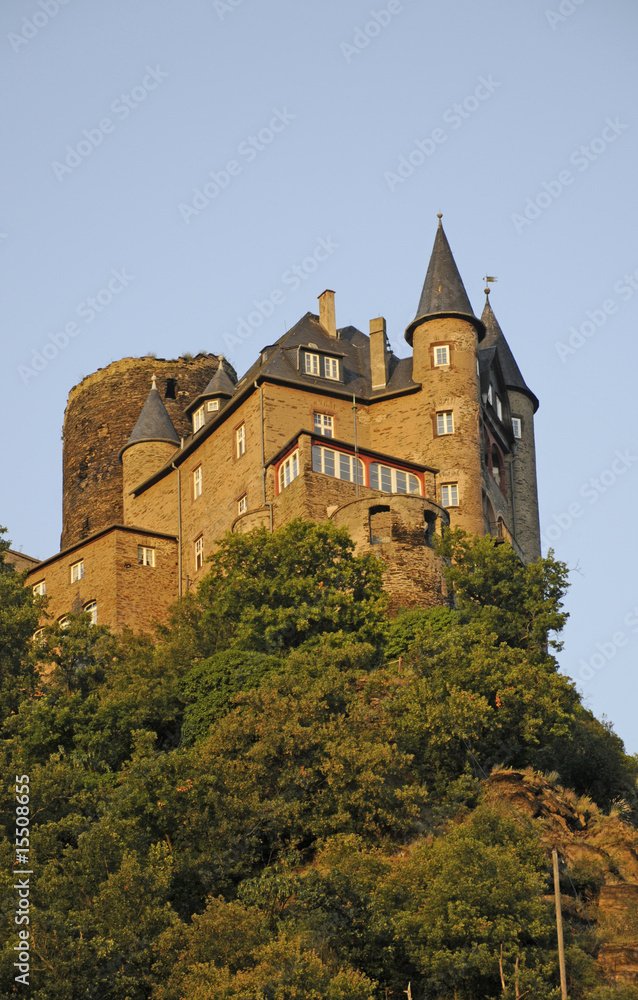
[369,317,390,389]
[318,289,337,338]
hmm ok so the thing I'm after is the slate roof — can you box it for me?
[123,380,181,452]
[405,216,485,344]
[480,293,539,412]
[186,363,237,414]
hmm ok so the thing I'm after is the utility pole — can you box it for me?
[552,848,568,999]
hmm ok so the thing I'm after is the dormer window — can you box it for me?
[496,395,503,420]
[193,406,205,432]
[487,385,493,405]
[302,351,340,381]
[207,399,219,412]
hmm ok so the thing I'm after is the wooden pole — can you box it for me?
[552,848,568,999]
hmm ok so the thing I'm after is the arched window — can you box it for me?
[84,601,97,625]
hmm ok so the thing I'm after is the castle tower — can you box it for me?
[120,377,181,524]
[405,216,486,536]
[481,293,541,560]
[61,354,225,549]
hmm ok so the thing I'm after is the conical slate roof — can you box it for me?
[405,216,484,344]
[481,292,538,412]
[185,362,237,415]
[125,378,181,449]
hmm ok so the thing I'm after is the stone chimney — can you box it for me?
[318,289,337,338]
[369,317,390,389]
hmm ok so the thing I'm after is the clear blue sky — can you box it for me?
[2,0,637,754]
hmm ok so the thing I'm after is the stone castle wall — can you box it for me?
[61,354,224,550]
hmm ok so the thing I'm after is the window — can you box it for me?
[71,560,84,583]
[312,445,364,485]
[279,450,300,490]
[193,406,205,432]
[441,483,459,507]
[193,466,203,498]
[436,411,454,435]
[304,352,320,376]
[195,536,204,571]
[32,580,46,596]
[236,424,246,457]
[33,628,45,645]
[237,495,248,514]
[138,545,155,567]
[487,384,493,405]
[58,616,70,629]
[512,417,522,439]
[324,357,339,380]
[434,345,450,367]
[84,601,97,625]
[369,463,421,495]
[314,413,334,437]
[207,399,219,412]
[496,395,503,420]
[369,505,392,544]
[165,378,176,399]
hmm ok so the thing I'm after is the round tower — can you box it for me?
[61,354,229,550]
[405,217,485,537]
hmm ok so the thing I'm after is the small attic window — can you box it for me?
[165,378,176,399]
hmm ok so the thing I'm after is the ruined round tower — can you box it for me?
[61,354,231,550]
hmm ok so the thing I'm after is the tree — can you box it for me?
[0,526,41,715]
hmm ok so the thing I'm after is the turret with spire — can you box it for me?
[406,215,485,538]
[119,376,181,525]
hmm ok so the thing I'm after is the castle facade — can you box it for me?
[25,218,541,632]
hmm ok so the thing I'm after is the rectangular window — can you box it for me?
[487,384,493,404]
[496,395,503,420]
[436,411,454,435]
[193,406,205,432]
[32,580,46,596]
[138,545,155,566]
[195,536,204,571]
[441,483,459,507]
[312,445,363,485]
[324,357,339,380]
[237,495,248,515]
[236,424,246,457]
[434,345,450,367]
[193,466,203,498]
[279,450,300,490]
[70,560,84,583]
[304,352,320,376]
[370,462,421,495]
[512,417,522,439]
[207,399,219,412]
[314,413,334,437]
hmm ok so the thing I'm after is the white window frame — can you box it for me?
[304,352,320,376]
[70,560,84,583]
[314,413,334,437]
[436,411,454,436]
[279,450,300,490]
[496,395,503,420]
[236,424,246,458]
[369,463,421,495]
[441,483,459,507]
[237,494,248,515]
[58,616,70,630]
[512,417,522,439]
[193,466,203,498]
[84,601,97,625]
[207,399,219,412]
[32,580,46,596]
[193,405,205,432]
[33,628,45,645]
[434,345,450,367]
[312,445,364,485]
[138,545,155,567]
[487,384,493,405]
[324,357,339,380]
[195,536,204,571]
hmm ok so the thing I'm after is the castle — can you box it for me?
[23,217,541,632]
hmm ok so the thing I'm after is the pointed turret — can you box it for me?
[405,215,485,345]
[186,363,236,417]
[123,375,181,451]
[119,377,181,525]
[481,291,538,411]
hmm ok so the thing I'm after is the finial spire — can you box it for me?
[151,374,157,391]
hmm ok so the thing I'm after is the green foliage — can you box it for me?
[180,649,283,743]
[166,519,388,658]
[0,527,41,713]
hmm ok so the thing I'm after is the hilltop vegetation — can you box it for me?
[1,521,637,999]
